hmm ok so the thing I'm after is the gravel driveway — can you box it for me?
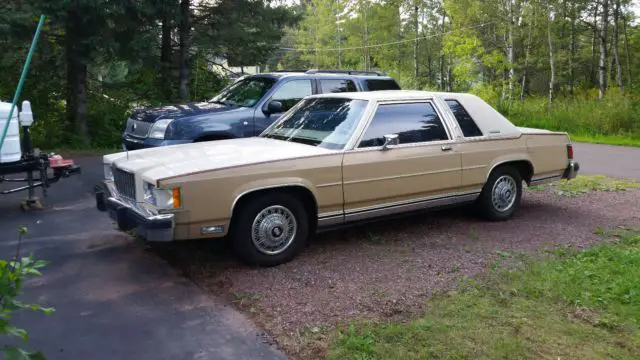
[154,185,640,359]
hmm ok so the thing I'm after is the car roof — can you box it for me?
[306,90,467,101]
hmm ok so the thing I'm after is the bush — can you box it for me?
[0,227,54,360]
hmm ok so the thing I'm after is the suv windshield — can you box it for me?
[210,76,276,107]
[261,97,367,150]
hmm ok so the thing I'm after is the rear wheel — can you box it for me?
[229,192,309,266]
[476,165,522,221]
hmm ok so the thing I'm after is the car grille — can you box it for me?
[113,167,136,202]
[124,118,152,138]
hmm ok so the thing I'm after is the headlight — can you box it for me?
[148,119,174,139]
[104,164,113,181]
[144,182,181,210]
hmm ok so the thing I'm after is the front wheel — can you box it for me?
[229,192,309,266]
[476,165,522,221]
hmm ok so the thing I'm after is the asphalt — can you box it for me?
[573,142,640,179]
[0,156,287,360]
[0,141,636,360]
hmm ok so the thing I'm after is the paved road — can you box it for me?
[573,142,640,179]
[0,156,286,360]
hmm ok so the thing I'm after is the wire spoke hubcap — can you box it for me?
[491,175,517,212]
[251,205,297,255]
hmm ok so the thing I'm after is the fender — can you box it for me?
[229,177,319,216]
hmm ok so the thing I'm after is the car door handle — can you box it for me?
[441,145,453,151]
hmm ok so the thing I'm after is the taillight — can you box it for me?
[566,144,574,159]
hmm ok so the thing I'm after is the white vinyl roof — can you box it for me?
[309,90,522,138]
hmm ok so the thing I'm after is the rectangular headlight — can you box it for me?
[104,164,113,181]
[144,182,181,210]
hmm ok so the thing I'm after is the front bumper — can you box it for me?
[562,160,580,180]
[95,182,175,242]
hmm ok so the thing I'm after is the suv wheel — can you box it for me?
[230,192,309,266]
[476,165,522,221]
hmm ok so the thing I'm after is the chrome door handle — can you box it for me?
[441,145,453,151]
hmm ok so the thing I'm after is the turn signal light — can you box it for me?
[172,188,181,209]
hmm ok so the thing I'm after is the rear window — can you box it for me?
[365,79,401,91]
[445,100,483,137]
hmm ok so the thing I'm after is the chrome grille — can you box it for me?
[113,167,136,202]
[124,118,152,138]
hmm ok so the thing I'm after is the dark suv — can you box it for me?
[121,70,401,150]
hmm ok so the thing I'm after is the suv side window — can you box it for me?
[365,79,401,91]
[445,99,483,137]
[319,79,358,93]
[270,80,313,112]
[358,102,449,148]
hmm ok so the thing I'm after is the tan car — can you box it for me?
[95,90,579,266]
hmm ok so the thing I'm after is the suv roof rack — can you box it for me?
[305,69,386,76]
[270,69,308,73]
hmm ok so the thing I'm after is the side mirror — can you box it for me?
[381,134,399,150]
[264,100,284,115]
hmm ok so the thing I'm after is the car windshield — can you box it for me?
[209,76,276,107]
[260,97,367,150]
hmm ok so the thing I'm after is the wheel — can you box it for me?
[229,192,309,266]
[475,165,522,221]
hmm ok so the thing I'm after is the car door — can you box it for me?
[341,100,464,222]
[252,79,314,136]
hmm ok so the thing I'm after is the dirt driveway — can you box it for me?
[155,184,640,359]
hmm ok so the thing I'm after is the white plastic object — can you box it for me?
[0,100,22,163]
[20,100,34,127]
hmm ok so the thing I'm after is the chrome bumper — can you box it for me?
[94,181,175,242]
[562,160,580,180]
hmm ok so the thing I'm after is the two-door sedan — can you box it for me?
[95,90,579,266]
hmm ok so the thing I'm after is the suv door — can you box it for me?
[252,79,314,136]
[341,100,465,222]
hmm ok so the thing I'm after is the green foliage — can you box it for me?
[501,90,640,140]
[327,229,640,360]
[0,227,54,360]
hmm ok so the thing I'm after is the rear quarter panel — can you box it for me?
[456,137,532,190]
[522,133,571,179]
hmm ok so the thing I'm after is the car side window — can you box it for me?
[445,99,483,137]
[270,80,313,112]
[357,102,449,148]
[319,79,358,93]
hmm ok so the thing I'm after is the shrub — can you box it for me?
[0,227,54,360]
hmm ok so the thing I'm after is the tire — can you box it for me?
[229,192,309,267]
[475,165,523,221]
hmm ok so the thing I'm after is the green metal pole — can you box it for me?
[0,15,46,151]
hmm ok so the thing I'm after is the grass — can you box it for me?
[327,229,640,360]
[494,92,640,147]
[569,133,640,147]
[542,175,640,196]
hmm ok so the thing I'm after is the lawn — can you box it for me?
[328,228,640,360]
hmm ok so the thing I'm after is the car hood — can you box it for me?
[130,101,244,123]
[105,137,335,183]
